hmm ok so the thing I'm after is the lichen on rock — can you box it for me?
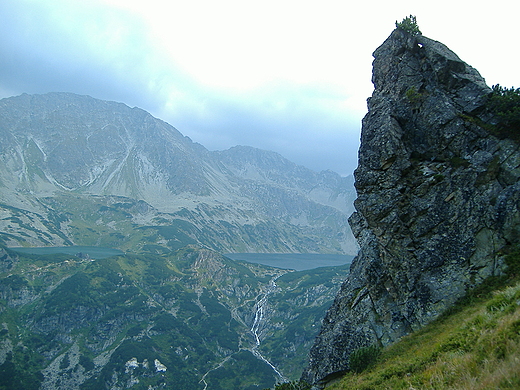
[303,27,520,386]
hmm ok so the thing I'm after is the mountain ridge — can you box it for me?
[0,92,357,254]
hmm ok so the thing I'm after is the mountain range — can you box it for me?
[0,90,358,389]
[0,92,357,255]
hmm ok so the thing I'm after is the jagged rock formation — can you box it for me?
[0,92,357,254]
[303,28,520,385]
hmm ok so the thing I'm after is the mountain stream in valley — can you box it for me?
[199,273,287,389]
[250,274,287,382]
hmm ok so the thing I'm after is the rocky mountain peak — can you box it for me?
[0,92,358,254]
[303,28,520,386]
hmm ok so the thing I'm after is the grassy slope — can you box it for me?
[327,250,520,390]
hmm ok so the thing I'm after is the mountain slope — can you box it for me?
[327,250,520,390]
[0,246,349,390]
[0,92,357,254]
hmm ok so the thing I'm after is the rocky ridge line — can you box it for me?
[0,92,357,254]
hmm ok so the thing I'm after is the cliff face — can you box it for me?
[304,29,520,385]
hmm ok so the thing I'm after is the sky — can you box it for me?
[0,0,518,176]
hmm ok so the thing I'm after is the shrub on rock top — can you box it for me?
[396,15,421,36]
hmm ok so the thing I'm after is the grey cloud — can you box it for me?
[0,2,177,108]
[169,90,361,175]
[0,0,360,176]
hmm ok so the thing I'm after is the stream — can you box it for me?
[250,275,287,382]
[199,273,288,389]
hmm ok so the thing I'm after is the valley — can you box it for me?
[0,91,357,389]
[0,246,349,389]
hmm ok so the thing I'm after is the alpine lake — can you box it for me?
[9,246,353,270]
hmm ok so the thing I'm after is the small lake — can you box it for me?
[10,246,124,259]
[225,253,354,271]
[9,247,353,270]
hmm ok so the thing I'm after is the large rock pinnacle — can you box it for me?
[303,28,520,386]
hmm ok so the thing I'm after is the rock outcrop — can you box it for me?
[303,28,520,385]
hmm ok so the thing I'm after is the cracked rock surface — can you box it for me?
[303,28,520,386]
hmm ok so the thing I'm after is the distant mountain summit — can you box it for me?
[0,92,218,198]
[0,92,357,254]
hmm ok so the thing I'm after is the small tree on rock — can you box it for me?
[396,15,421,36]
[488,84,520,135]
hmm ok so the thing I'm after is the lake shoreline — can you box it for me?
[225,253,354,271]
[8,245,124,259]
[7,246,354,270]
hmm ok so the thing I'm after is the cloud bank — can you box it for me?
[0,0,517,176]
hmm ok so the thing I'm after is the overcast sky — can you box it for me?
[0,0,518,175]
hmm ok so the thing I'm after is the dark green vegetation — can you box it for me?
[0,193,350,255]
[0,202,73,248]
[395,15,421,36]
[0,246,349,389]
[404,86,427,106]
[488,84,520,140]
[258,265,351,377]
[327,250,520,390]
[458,84,520,144]
[268,379,312,390]
[9,246,123,259]
[348,345,382,374]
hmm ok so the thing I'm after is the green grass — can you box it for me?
[327,251,520,390]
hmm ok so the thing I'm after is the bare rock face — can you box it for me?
[303,28,520,385]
